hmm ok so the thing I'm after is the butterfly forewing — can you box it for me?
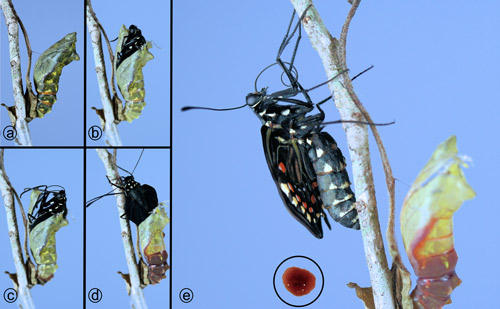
[262,126,330,238]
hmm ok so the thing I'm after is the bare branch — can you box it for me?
[86,0,122,146]
[95,149,147,308]
[289,1,395,307]
[1,0,32,145]
[86,1,118,98]
[0,150,34,308]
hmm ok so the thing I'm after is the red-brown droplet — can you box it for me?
[282,267,316,296]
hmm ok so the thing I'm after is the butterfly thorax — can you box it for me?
[246,88,325,140]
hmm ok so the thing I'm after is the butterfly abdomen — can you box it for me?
[33,32,80,118]
[308,132,359,230]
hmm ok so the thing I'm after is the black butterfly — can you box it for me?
[118,175,158,225]
[245,9,359,238]
[182,7,359,238]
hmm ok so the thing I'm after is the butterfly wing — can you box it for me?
[261,126,330,238]
[141,184,159,213]
[125,183,158,225]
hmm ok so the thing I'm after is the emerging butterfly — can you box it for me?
[86,151,169,284]
[114,25,154,122]
[21,185,68,284]
[33,32,80,118]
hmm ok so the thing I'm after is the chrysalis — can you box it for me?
[138,204,169,284]
[400,136,475,308]
[33,32,80,118]
[114,25,153,122]
[25,186,68,284]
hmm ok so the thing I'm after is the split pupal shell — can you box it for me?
[115,25,154,122]
[28,190,69,283]
[139,204,169,284]
[33,32,80,118]
[400,135,475,308]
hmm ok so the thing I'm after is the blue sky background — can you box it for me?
[174,1,500,308]
[1,0,83,146]
[85,0,170,147]
[86,148,170,308]
[0,149,83,307]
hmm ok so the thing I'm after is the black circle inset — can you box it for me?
[3,288,17,303]
[88,125,103,141]
[88,288,102,303]
[273,256,324,307]
[179,288,193,303]
[2,126,17,141]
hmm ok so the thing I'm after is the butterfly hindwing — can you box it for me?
[261,126,330,238]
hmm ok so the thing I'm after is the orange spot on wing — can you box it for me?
[288,183,295,193]
[312,182,318,189]
[308,207,313,213]
[311,195,316,204]
[279,162,286,173]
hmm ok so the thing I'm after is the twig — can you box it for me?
[1,0,32,145]
[338,2,412,307]
[86,0,122,146]
[95,149,147,308]
[0,150,34,308]
[86,1,118,98]
[289,1,395,307]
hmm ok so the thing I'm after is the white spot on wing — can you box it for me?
[280,183,290,195]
